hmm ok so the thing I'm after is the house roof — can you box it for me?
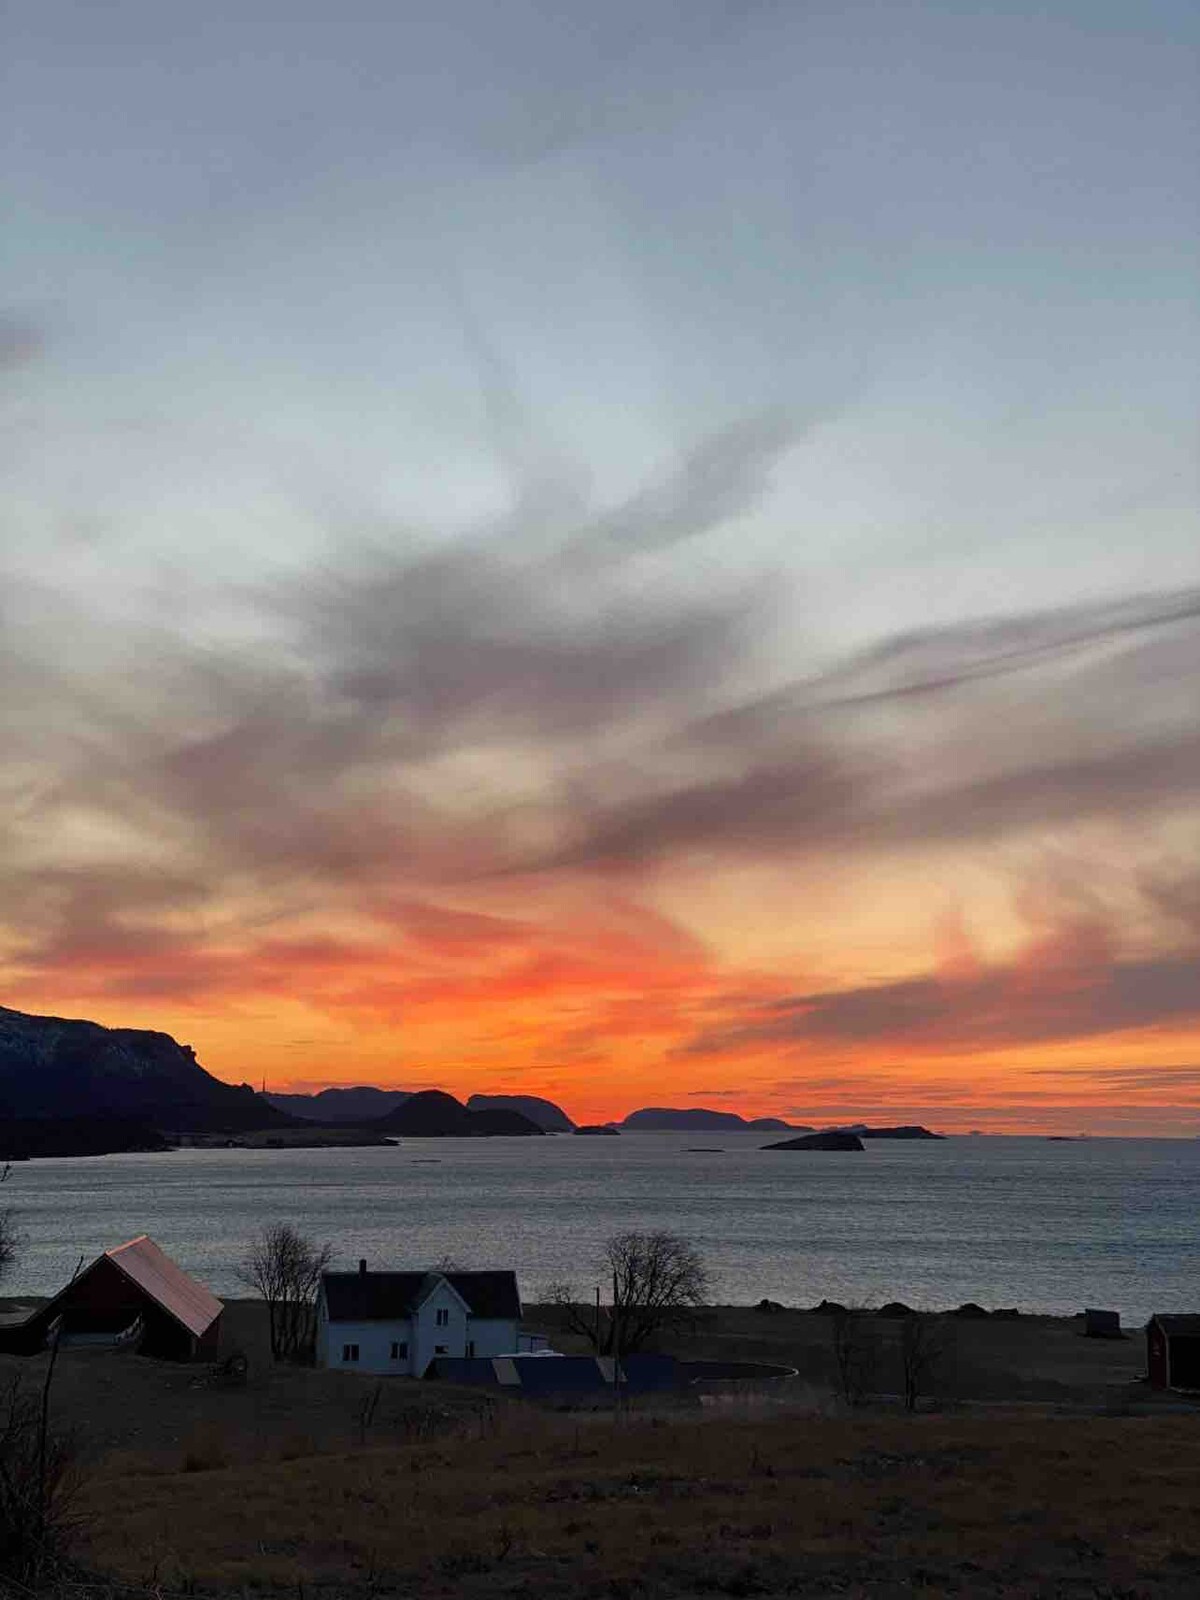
[103,1235,223,1338]
[1150,1314,1200,1337]
[323,1269,521,1322]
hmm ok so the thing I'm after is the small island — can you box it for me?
[763,1131,865,1151]
[574,1124,620,1136]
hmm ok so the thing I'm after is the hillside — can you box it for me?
[376,1090,544,1137]
[466,1093,574,1131]
[621,1107,813,1132]
[266,1086,411,1123]
[0,1004,284,1134]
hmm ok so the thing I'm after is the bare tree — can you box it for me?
[237,1223,332,1363]
[830,1306,878,1407]
[899,1311,951,1412]
[0,1165,17,1287]
[548,1229,710,1355]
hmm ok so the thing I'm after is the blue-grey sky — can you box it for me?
[3,1,1199,1128]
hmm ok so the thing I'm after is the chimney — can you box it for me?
[358,1258,367,1275]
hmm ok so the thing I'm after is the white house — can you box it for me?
[316,1263,527,1375]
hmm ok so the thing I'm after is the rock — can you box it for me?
[756,1298,786,1313]
[877,1301,914,1318]
[763,1131,864,1151]
[811,1299,849,1316]
[857,1125,944,1140]
[952,1302,990,1319]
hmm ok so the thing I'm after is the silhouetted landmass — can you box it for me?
[0,1003,284,1133]
[746,1117,801,1131]
[0,1116,172,1160]
[466,1093,574,1131]
[375,1089,544,1137]
[857,1125,944,1140]
[574,1124,620,1136]
[265,1086,411,1122]
[622,1107,812,1132]
[764,1131,865,1151]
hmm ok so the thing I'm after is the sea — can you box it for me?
[4,1133,1199,1327]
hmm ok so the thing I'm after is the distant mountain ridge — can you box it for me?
[266,1086,411,1123]
[620,1107,814,1132]
[376,1090,545,1138]
[466,1094,574,1131]
[0,1003,283,1133]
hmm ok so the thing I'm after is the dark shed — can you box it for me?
[0,1235,222,1361]
[1146,1315,1200,1391]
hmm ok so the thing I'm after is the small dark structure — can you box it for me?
[1084,1307,1122,1339]
[1146,1315,1200,1391]
[0,1235,222,1361]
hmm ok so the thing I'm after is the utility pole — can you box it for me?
[611,1268,622,1418]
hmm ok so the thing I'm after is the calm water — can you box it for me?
[4,1133,1199,1326]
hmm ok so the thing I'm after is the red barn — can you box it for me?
[1146,1315,1200,1392]
[0,1235,222,1361]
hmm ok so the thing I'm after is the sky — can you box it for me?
[3,0,1199,1133]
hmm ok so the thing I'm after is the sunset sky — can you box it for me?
[4,1,1198,1133]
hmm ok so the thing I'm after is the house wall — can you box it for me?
[322,1317,417,1375]
[412,1280,470,1375]
[467,1318,521,1357]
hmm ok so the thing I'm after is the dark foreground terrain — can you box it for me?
[3,1300,1198,1597]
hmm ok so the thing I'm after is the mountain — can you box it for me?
[266,1086,411,1123]
[376,1089,544,1137]
[621,1107,812,1132]
[0,1004,284,1133]
[466,1094,574,1131]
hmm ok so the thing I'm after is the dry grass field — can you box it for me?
[74,1411,1200,1597]
[4,1300,1199,1596]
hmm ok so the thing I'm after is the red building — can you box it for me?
[0,1235,222,1361]
[1146,1315,1200,1391]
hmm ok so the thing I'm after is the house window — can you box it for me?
[434,1343,448,1354]
[435,1307,450,1327]
[390,1340,408,1360]
[342,1343,359,1363]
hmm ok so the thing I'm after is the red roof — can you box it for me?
[104,1235,222,1339]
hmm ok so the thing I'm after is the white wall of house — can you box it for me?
[320,1316,417,1375]
[410,1278,470,1375]
[465,1318,522,1357]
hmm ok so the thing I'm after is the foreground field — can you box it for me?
[76,1411,1200,1597]
[4,1300,1198,1596]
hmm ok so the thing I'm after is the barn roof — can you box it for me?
[103,1236,223,1338]
[1150,1314,1200,1337]
[323,1269,521,1322]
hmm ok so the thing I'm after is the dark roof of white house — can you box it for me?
[323,1269,521,1322]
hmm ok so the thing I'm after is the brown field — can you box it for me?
[5,1300,1200,1596]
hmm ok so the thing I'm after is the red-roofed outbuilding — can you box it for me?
[0,1235,222,1361]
